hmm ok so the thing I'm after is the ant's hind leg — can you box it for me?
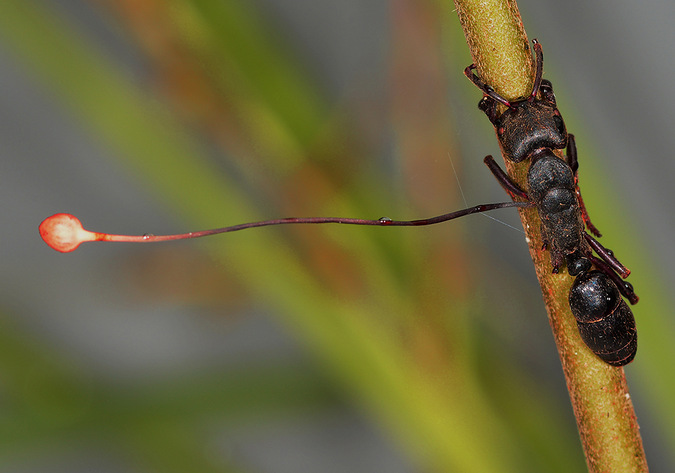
[483,156,529,200]
[567,134,602,237]
[566,133,580,173]
[588,253,638,304]
[584,232,630,279]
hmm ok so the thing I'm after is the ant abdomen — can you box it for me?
[569,270,637,366]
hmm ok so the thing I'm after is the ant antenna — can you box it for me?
[528,39,544,101]
[463,64,512,108]
[39,201,532,253]
[464,38,543,106]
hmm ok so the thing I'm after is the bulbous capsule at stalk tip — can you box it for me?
[39,213,90,253]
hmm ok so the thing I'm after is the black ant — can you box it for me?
[38,40,636,366]
[464,39,638,366]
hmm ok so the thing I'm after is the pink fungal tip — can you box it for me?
[39,213,96,253]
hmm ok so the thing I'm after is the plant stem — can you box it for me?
[452,0,648,471]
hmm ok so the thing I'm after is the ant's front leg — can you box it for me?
[566,134,602,237]
[483,155,529,200]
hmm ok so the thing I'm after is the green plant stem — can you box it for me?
[452,1,648,471]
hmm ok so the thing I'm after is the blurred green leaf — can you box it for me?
[1,0,672,472]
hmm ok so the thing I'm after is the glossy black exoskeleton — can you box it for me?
[569,271,637,364]
[464,40,638,366]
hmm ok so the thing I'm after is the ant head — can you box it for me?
[493,42,567,162]
[467,40,567,162]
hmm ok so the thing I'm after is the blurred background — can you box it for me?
[2,0,674,471]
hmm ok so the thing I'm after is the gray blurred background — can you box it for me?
[2,0,674,472]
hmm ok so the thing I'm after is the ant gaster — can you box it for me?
[464,39,638,366]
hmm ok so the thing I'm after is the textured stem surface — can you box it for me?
[452,0,648,471]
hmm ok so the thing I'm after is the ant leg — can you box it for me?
[567,134,602,237]
[463,64,512,108]
[584,232,630,278]
[566,133,579,174]
[588,254,638,304]
[484,155,529,200]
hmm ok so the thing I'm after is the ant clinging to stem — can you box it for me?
[464,39,637,365]
[39,39,638,366]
